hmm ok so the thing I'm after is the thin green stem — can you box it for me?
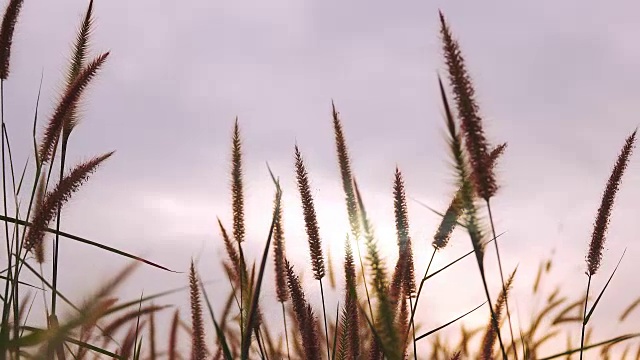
[406,249,436,345]
[319,278,330,360]
[487,199,518,360]
[579,275,591,360]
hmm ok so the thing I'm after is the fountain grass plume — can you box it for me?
[24,152,113,255]
[189,261,207,360]
[480,268,516,360]
[293,144,330,359]
[285,260,322,360]
[439,10,497,201]
[587,130,636,276]
[294,145,325,280]
[39,52,109,165]
[339,236,360,359]
[0,0,23,80]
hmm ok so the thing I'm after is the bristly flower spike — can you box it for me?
[587,130,636,276]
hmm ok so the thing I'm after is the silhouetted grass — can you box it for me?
[0,2,638,360]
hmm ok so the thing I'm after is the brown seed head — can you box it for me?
[33,174,47,263]
[342,237,360,358]
[489,143,507,167]
[587,130,636,275]
[0,0,24,80]
[439,11,497,200]
[217,218,240,282]
[294,146,325,280]
[433,189,463,250]
[332,101,360,240]
[480,268,515,360]
[39,53,109,164]
[62,0,95,140]
[25,152,113,255]
[392,168,415,295]
[168,309,179,360]
[231,118,245,244]
[189,261,207,360]
[273,193,289,302]
[286,261,321,360]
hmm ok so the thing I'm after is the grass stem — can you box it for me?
[281,302,291,360]
[406,249,436,344]
[319,279,330,360]
[487,199,518,360]
[579,275,591,360]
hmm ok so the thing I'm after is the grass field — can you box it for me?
[0,1,638,359]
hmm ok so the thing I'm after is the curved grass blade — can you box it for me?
[200,279,232,360]
[415,302,486,342]
[424,232,504,282]
[17,327,123,359]
[538,333,640,360]
[62,334,123,360]
[584,249,625,324]
[0,214,175,272]
[15,157,27,196]
[409,197,468,229]
[104,282,215,318]
[0,274,42,290]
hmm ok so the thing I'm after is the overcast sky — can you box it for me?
[5,0,640,357]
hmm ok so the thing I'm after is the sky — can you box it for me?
[4,0,640,357]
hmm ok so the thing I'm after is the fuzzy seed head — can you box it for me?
[0,0,23,79]
[295,146,325,280]
[25,152,113,256]
[231,119,246,244]
[332,101,361,240]
[587,130,636,275]
[286,261,322,360]
[273,194,289,302]
[439,11,497,200]
[39,53,109,164]
[189,262,207,360]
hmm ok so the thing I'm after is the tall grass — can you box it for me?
[0,2,638,359]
